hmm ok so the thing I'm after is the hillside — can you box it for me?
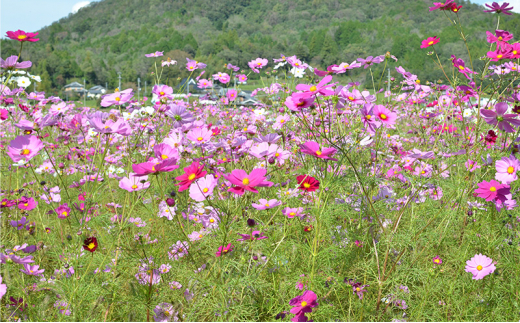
[2,0,520,95]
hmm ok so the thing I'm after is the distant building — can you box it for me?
[177,78,203,93]
[63,82,85,94]
[87,85,106,99]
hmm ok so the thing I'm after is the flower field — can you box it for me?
[1,1,520,322]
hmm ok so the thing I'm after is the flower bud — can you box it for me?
[166,198,176,207]
[247,218,256,227]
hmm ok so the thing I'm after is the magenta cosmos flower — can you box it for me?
[283,207,305,218]
[294,75,335,100]
[290,290,318,316]
[451,55,477,79]
[429,0,454,11]
[300,141,338,161]
[474,180,510,202]
[132,158,179,177]
[465,254,496,280]
[495,155,519,184]
[484,2,514,15]
[227,89,238,101]
[7,135,44,162]
[55,203,71,219]
[6,30,39,42]
[17,197,37,211]
[248,58,268,70]
[152,84,173,99]
[0,56,32,69]
[252,198,281,210]
[215,243,234,257]
[433,256,443,265]
[481,102,520,133]
[223,168,273,195]
[175,161,207,192]
[421,36,439,48]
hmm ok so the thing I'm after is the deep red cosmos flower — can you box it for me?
[83,237,98,253]
[296,175,320,192]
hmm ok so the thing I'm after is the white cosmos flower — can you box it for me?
[290,67,305,78]
[16,76,31,88]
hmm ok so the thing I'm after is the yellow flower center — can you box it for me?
[203,188,209,193]
[380,114,387,120]
[428,41,434,45]
[21,149,30,155]
[356,287,361,291]
[490,186,496,192]
[497,54,503,59]
[289,212,295,216]
[264,204,270,207]
[222,157,227,161]
[434,259,440,263]
[301,301,308,307]
[62,211,68,216]
[303,183,311,188]
[24,203,28,207]
[507,166,515,174]
[88,242,95,249]
[160,91,165,95]
[115,97,121,101]
[161,154,168,160]
[416,80,421,84]
[348,96,354,101]
[18,35,27,40]
[132,185,138,189]
[315,150,322,156]
[275,153,280,157]
[210,219,214,223]
[309,86,317,92]
[188,174,196,181]
[197,137,203,141]
[458,65,464,70]
[280,119,285,123]
[476,265,483,271]
[514,51,518,55]
[498,36,503,41]
[242,178,250,185]
[366,115,371,119]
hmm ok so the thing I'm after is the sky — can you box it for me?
[1,0,520,37]
[1,0,99,36]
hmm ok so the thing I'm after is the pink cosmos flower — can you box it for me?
[186,58,206,71]
[0,56,32,69]
[252,198,281,210]
[273,114,290,130]
[465,254,496,280]
[189,175,218,202]
[451,55,478,79]
[6,30,39,42]
[175,161,207,192]
[487,48,511,61]
[373,105,397,128]
[495,155,519,184]
[119,173,150,192]
[248,58,268,71]
[282,207,304,218]
[168,241,189,260]
[249,142,278,159]
[7,135,43,162]
[486,30,513,45]
[465,159,480,172]
[330,61,362,74]
[154,143,180,161]
[100,89,134,107]
[0,108,8,120]
[421,36,440,48]
[132,158,179,176]
[480,102,520,133]
[300,141,338,161]
[223,168,273,195]
[215,243,234,257]
[145,51,163,57]
[55,203,71,219]
[197,79,212,88]
[20,264,44,276]
[227,89,238,101]
[152,84,173,99]
[474,180,510,202]
[237,231,268,241]
[0,275,6,299]
[88,111,132,135]
[237,74,248,82]
[294,75,335,100]
[285,95,315,111]
[186,127,212,145]
[433,256,443,265]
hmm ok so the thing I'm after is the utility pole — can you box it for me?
[137,77,141,102]
[105,82,108,92]
[117,72,122,91]
[186,78,190,101]
[83,78,86,106]
[144,81,147,97]
[387,68,391,93]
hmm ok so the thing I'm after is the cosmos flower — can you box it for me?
[145,51,164,57]
[421,36,440,48]
[465,254,496,280]
[495,155,519,184]
[7,135,43,162]
[300,141,338,161]
[480,102,520,133]
[296,175,320,192]
[483,1,514,15]
[55,203,71,219]
[215,243,234,257]
[223,168,273,195]
[20,263,44,276]
[289,290,318,316]
[433,256,443,265]
[252,198,281,210]
[0,56,32,69]
[474,180,510,202]
[83,237,98,253]
[237,231,268,241]
[175,161,207,192]
[6,30,39,42]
